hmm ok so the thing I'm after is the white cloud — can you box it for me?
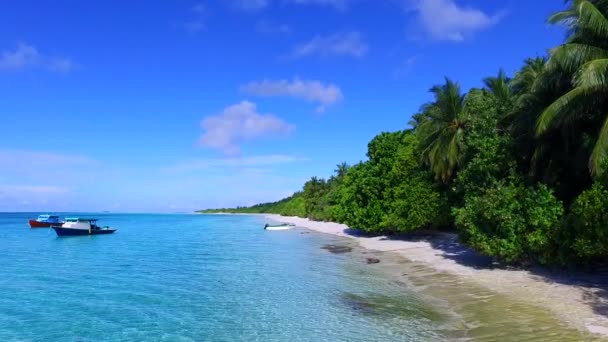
[184,21,205,32]
[0,185,68,196]
[408,0,502,42]
[149,171,306,211]
[192,3,205,13]
[0,43,75,72]
[0,43,38,70]
[0,148,99,192]
[165,154,307,173]
[48,58,75,73]
[0,149,97,167]
[184,3,207,32]
[291,31,368,58]
[233,0,350,11]
[198,101,295,155]
[235,0,269,11]
[240,78,343,113]
[0,149,100,210]
[393,55,418,79]
[284,0,349,10]
[0,185,70,212]
[256,20,291,34]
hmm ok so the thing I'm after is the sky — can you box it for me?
[0,0,567,213]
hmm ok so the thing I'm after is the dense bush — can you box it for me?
[383,134,450,230]
[333,162,384,228]
[455,90,514,199]
[454,177,563,264]
[559,183,608,261]
[336,132,448,233]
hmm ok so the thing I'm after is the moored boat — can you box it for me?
[52,218,117,236]
[264,223,296,231]
[28,214,63,228]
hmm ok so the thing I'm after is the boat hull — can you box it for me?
[52,226,116,236]
[265,226,292,231]
[264,224,295,231]
[29,220,60,228]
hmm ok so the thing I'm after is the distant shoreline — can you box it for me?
[262,214,608,338]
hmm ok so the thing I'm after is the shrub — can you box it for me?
[454,177,563,264]
[560,183,608,261]
[337,132,448,233]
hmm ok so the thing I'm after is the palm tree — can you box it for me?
[417,77,466,183]
[507,58,546,137]
[483,69,514,110]
[536,0,608,175]
[506,58,547,152]
[334,162,350,178]
[407,113,427,130]
[512,58,547,95]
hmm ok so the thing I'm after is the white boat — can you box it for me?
[264,223,295,231]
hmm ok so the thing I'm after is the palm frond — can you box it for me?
[536,85,604,134]
[575,58,608,87]
[512,57,546,94]
[577,1,608,39]
[548,10,577,26]
[417,77,466,183]
[546,43,608,74]
[483,69,513,104]
[548,0,583,25]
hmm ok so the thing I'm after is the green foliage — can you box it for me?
[333,161,385,229]
[539,0,608,176]
[454,178,564,264]
[559,183,608,261]
[453,90,567,265]
[337,132,448,233]
[303,177,331,220]
[300,162,352,222]
[455,90,514,199]
[197,192,305,217]
[483,69,515,113]
[416,78,466,183]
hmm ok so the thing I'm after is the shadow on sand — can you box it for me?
[341,227,608,319]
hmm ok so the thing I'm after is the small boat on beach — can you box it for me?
[28,214,63,228]
[264,223,296,231]
[52,218,117,237]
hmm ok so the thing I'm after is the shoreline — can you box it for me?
[263,214,608,338]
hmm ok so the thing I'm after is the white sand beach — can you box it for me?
[265,214,608,338]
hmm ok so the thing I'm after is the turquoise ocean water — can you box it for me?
[0,213,451,341]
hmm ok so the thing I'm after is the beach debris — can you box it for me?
[321,244,353,254]
[366,258,381,264]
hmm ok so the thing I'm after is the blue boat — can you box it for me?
[52,218,117,236]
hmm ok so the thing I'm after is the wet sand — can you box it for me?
[264,214,608,339]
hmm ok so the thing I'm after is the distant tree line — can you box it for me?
[199,1,608,266]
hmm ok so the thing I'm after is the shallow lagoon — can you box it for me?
[0,213,594,341]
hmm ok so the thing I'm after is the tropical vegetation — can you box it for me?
[198,1,608,266]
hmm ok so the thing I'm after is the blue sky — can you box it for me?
[0,0,566,212]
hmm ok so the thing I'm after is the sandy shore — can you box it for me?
[264,214,608,338]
